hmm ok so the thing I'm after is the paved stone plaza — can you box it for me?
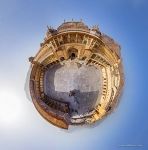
[44,60,102,116]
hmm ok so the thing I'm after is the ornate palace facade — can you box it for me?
[29,21,124,129]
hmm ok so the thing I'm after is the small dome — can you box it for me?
[57,21,89,32]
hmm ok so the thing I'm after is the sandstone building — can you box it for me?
[29,21,124,129]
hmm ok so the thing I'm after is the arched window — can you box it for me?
[82,56,86,60]
[60,57,65,61]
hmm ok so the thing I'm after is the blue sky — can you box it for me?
[0,0,148,150]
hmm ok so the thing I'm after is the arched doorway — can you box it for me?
[68,48,78,60]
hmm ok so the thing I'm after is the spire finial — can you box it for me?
[47,25,50,30]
